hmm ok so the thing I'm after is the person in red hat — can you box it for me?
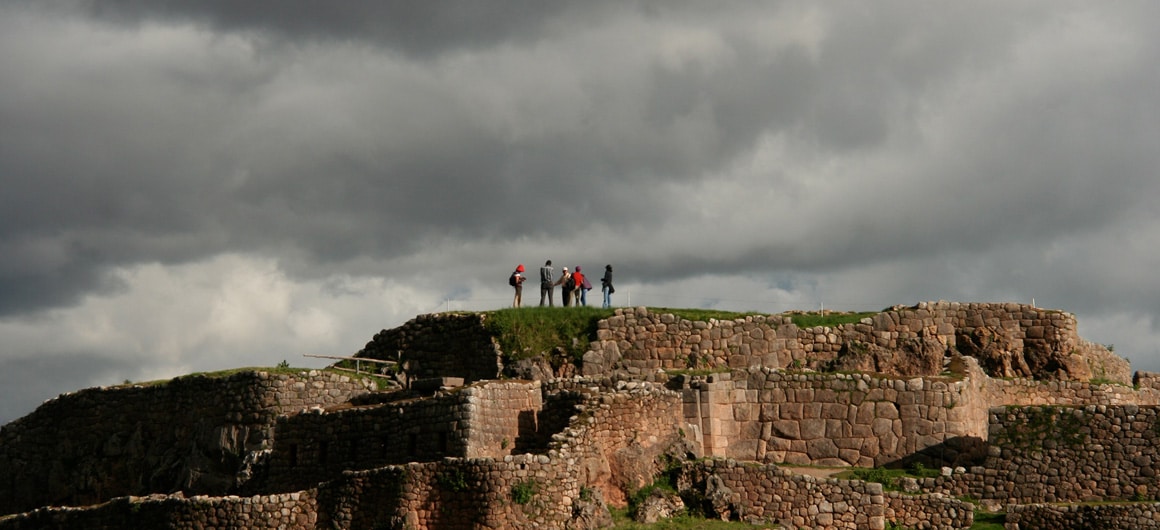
[510,264,527,307]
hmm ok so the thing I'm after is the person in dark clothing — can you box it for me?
[601,264,614,308]
[555,267,573,306]
[539,260,554,307]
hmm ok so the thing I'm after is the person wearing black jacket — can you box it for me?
[539,260,554,307]
[601,264,614,308]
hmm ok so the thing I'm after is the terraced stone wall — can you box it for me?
[679,459,972,529]
[263,380,548,493]
[0,371,375,516]
[0,492,317,530]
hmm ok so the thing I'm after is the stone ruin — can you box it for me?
[2,301,1160,529]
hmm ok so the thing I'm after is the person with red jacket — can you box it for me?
[573,266,589,306]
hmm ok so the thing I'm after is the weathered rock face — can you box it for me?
[508,347,580,380]
[633,488,685,524]
[828,337,948,377]
[955,325,1093,381]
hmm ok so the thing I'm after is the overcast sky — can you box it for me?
[2,1,1159,424]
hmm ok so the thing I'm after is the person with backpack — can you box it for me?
[574,266,591,306]
[601,264,614,308]
[539,260,554,307]
[510,264,526,307]
[555,267,573,306]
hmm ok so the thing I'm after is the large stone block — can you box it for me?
[771,420,801,439]
[799,419,826,440]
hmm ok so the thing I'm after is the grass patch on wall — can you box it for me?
[608,508,763,529]
[647,308,764,322]
[787,311,878,329]
[971,510,1006,529]
[836,463,942,491]
[483,307,615,361]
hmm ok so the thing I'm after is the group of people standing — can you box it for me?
[509,260,614,309]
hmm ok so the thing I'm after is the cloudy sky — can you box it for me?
[2,1,1159,424]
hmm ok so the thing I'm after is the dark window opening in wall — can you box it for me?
[289,444,299,467]
[319,441,329,466]
[382,436,391,459]
[408,434,417,457]
[516,409,540,452]
[438,432,448,454]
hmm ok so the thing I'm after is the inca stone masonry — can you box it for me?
[2,301,1160,529]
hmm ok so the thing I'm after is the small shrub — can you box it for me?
[852,467,898,485]
[511,479,537,505]
[438,468,470,492]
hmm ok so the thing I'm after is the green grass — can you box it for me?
[483,307,615,361]
[787,311,878,329]
[834,463,942,491]
[608,508,774,529]
[970,510,1005,529]
[647,308,764,322]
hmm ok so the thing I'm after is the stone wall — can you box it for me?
[0,370,376,516]
[0,457,581,530]
[921,404,1160,505]
[357,313,503,384]
[984,374,1160,407]
[673,363,1160,470]
[462,380,547,458]
[677,367,991,467]
[883,491,973,530]
[261,380,552,493]
[317,456,580,530]
[677,459,972,529]
[584,302,1128,383]
[0,492,316,530]
[544,380,689,506]
[1005,502,1160,529]
[982,404,1160,504]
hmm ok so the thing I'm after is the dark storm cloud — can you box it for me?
[73,0,589,57]
[3,1,1160,426]
[0,1,1158,338]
